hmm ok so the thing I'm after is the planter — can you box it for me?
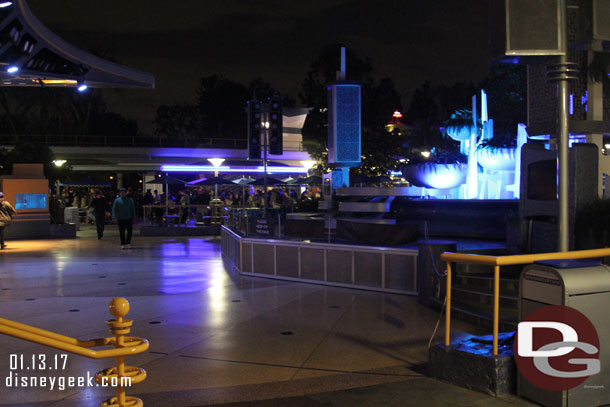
[446,125,475,142]
[403,163,468,189]
[477,147,516,171]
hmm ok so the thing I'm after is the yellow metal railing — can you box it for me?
[0,297,149,407]
[441,247,610,357]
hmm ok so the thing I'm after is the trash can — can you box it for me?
[209,198,223,226]
[518,259,610,407]
[63,207,80,231]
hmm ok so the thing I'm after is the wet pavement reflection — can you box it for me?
[0,226,483,407]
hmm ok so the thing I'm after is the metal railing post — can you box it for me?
[0,297,148,407]
[112,299,127,406]
[445,261,452,348]
[441,248,610,357]
[97,297,147,407]
[493,265,500,357]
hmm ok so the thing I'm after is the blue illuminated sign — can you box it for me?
[328,83,361,166]
[14,193,47,210]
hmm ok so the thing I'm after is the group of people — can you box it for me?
[141,186,322,226]
[0,188,136,250]
[185,186,321,211]
[0,183,323,250]
[50,187,136,248]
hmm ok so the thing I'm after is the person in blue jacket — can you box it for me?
[112,188,136,249]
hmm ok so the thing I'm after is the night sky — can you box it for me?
[27,0,491,134]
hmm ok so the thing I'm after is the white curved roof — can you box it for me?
[0,0,154,88]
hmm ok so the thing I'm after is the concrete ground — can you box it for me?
[0,225,534,407]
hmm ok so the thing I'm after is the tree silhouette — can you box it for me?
[300,44,403,175]
[154,104,200,146]
[197,75,249,139]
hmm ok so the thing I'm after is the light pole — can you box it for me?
[207,158,225,198]
[262,120,270,215]
[548,0,577,252]
[53,160,67,195]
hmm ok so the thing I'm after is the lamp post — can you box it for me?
[207,158,225,198]
[53,160,67,195]
[207,158,225,227]
[548,0,577,252]
[262,121,270,214]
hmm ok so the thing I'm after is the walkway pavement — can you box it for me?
[0,226,533,406]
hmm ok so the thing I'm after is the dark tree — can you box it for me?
[20,87,80,134]
[404,80,477,153]
[197,75,249,140]
[89,112,139,141]
[300,44,403,175]
[299,44,374,107]
[248,77,276,101]
[247,77,296,107]
[195,75,296,141]
[437,81,477,123]
[154,104,200,146]
[480,63,527,136]
[0,142,71,184]
[405,81,438,128]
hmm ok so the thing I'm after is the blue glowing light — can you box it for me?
[568,134,587,148]
[161,165,308,174]
[426,172,461,189]
[0,2,13,8]
[6,66,18,74]
[77,84,88,92]
[569,94,574,115]
[477,148,516,172]
[403,163,467,189]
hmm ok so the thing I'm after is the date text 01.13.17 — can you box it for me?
[9,354,68,371]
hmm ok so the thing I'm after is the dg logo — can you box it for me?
[514,305,600,391]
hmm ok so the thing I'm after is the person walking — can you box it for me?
[89,190,108,240]
[49,191,59,224]
[111,188,136,249]
[152,190,162,226]
[179,190,190,226]
[0,192,17,250]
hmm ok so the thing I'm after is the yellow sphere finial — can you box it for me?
[109,297,130,318]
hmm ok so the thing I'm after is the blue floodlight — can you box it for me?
[0,2,13,8]
[6,65,18,74]
[77,83,88,92]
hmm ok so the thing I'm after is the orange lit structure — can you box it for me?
[0,163,49,238]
